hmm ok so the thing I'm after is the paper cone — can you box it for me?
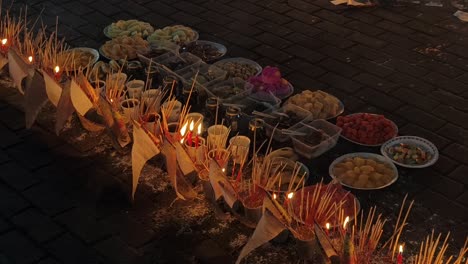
[161,141,192,200]
[24,70,48,128]
[8,50,30,94]
[70,78,93,116]
[235,210,286,264]
[55,80,75,135]
[0,55,8,71]
[219,181,237,208]
[131,121,160,200]
[42,69,63,107]
[208,159,225,200]
[97,96,131,148]
[77,113,106,132]
[174,141,196,176]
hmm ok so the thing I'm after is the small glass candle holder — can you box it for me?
[229,136,250,165]
[120,98,140,123]
[184,136,206,165]
[207,125,229,150]
[126,80,145,99]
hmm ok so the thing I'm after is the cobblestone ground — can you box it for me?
[0,0,467,263]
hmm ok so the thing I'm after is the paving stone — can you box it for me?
[226,10,263,25]
[0,162,40,191]
[320,58,360,78]
[198,10,235,26]
[345,20,385,36]
[170,11,204,26]
[255,32,292,50]
[448,165,468,185]
[349,32,387,49]
[172,1,207,15]
[433,154,458,175]
[286,72,328,90]
[352,59,394,78]
[283,58,327,78]
[287,0,320,12]
[315,21,353,37]
[284,20,322,37]
[285,44,324,63]
[285,32,325,49]
[0,124,21,149]
[313,9,350,25]
[0,231,45,264]
[46,233,102,264]
[89,0,121,16]
[224,32,261,49]
[63,1,94,15]
[407,20,447,36]
[319,72,362,94]
[343,10,382,24]
[255,21,293,37]
[101,213,155,248]
[383,44,426,64]
[353,73,398,93]
[393,88,440,112]
[383,58,429,77]
[95,237,140,264]
[349,44,390,64]
[433,105,468,130]
[55,208,112,243]
[255,44,293,63]
[396,106,445,131]
[438,123,468,146]
[457,191,468,207]
[6,142,53,170]
[318,45,359,64]
[416,190,468,220]
[0,218,10,233]
[371,8,411,24]
[317,32,355,49]
[12,208,63,242]
[419,59,465,79]
[0,184,29,217]
[285,9,319,25]
[443,143,468,165]
[379,32,421,49]
[227,45,261,60]
[144,1,178,15]
[0,107,25,131]
[356,87,403,112]
[23,183,76,216]
[37,258,61,264]
[388,72,434,95]
[376,20,414,35]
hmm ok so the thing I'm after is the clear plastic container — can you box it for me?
[151,52,202,73]
[290,119,342,159]
[204,77,252,103]
[177,62,227,98]
[262,104,312,143]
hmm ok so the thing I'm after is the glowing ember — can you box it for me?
[343,216,350,230]
[287,192,293,199]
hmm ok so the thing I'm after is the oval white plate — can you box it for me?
[329,152,399,190]
[380,136,439,168]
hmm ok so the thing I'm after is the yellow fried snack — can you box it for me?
[333,156,395,188]
[147,25,197,46]
[286,90,340,119]
[101,36,150,60]
[106,20,154,38]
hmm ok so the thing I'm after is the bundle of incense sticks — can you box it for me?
[410,232,468,264]
[0,10,25,50]
[12,6,45,63]
[38,20,71,75]
[104,64,126,108]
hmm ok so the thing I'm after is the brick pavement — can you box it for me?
[0,0,467,263]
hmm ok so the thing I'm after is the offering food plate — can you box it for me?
[380,136,439,168]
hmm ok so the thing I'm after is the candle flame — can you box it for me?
[287,192,293,199]
[343,216,350,230]
[28,56,33,63]
[180,121,188,137]
[189,120,194,132]
[54,66,60,73]
[273,193,277,200]
[1,39,6,45]
[399,245,403,254]
[197,123,202,135]
[326,223,330,230]
[221,168,225,173]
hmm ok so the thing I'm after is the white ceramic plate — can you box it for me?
[338,113,398,147]
[380,136,439,168]
[329,152,399,190]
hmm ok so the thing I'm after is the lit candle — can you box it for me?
[273,193,277,200]
[187,120,194,147]
[397,245,403,264]
[180,121,188,144]
[1,38,7,53]
[287,192,294,199]
[195,123,201,149]
[28,56,33,64]
[343,216,350,234]
[54,66,61,81]
[326,223,330,236]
